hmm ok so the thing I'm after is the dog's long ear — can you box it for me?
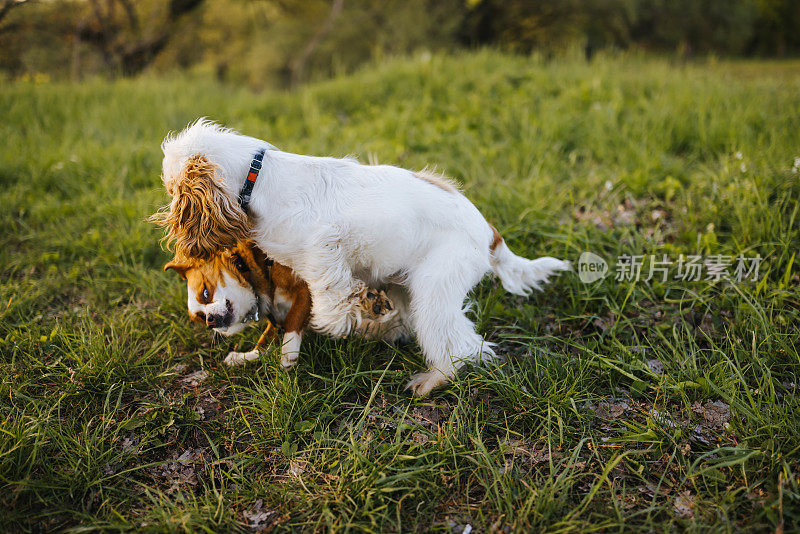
[164,260,191,280]
[150,154,249,260]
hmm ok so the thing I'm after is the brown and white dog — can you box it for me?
[164,240,403,367]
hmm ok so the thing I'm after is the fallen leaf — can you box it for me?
[181,370,208,386]
[650,409,680,429]
[646,359,665,375]
[593,401,629,420]
[692,401,730,428]
[243,500,275,532]
[673,491,694,518]
[289,460,305,477]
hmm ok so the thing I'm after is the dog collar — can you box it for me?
[238,148,266,212]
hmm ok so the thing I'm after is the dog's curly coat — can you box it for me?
[153,120,569,396]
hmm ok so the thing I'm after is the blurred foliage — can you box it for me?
[1,0,799,87]
[461,0,799,57]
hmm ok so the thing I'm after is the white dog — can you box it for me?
[153,120,568,396]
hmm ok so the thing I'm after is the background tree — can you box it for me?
[287,0,344,88]
[749,0,800,56]
[0,0,33,33]
[1,0,798,85]
[75,0,205,76]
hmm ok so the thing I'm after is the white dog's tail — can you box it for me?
[488,226,570,295]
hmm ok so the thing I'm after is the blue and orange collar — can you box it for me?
[238,148,266,212]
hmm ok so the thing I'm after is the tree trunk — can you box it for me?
[288,0,345,88]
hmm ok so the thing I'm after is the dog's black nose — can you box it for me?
[206,300,233,329]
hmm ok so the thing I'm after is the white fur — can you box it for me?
[162,120,569,394]
[188,271,257,336]
[224,349,260,366]
[280,331,302,368]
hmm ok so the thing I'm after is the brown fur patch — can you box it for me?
[150,154,250,260]
[489,225,503,253]
[226,242,312,333]
[164,240,312,332]
[413,169,460,193]
[229,240,271,297]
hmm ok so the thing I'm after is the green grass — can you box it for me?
[1,50,800,531]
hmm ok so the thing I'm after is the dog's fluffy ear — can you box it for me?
[150,154,249,260]
[163,260,191,280]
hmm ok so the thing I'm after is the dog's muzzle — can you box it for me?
[207,300,234,329]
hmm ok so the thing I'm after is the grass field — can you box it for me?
[1,51,800,532]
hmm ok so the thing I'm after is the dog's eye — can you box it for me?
[202,288,209,301]
[232,254,249,273]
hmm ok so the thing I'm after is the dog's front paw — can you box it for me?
[405,369,449,397]
[356,288,396,323]
[224,350,260,366]
[280,352,299,369]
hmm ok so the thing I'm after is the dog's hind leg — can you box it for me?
[355,287,397,323]
[357,285,413,343]
[405,243,495,396]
